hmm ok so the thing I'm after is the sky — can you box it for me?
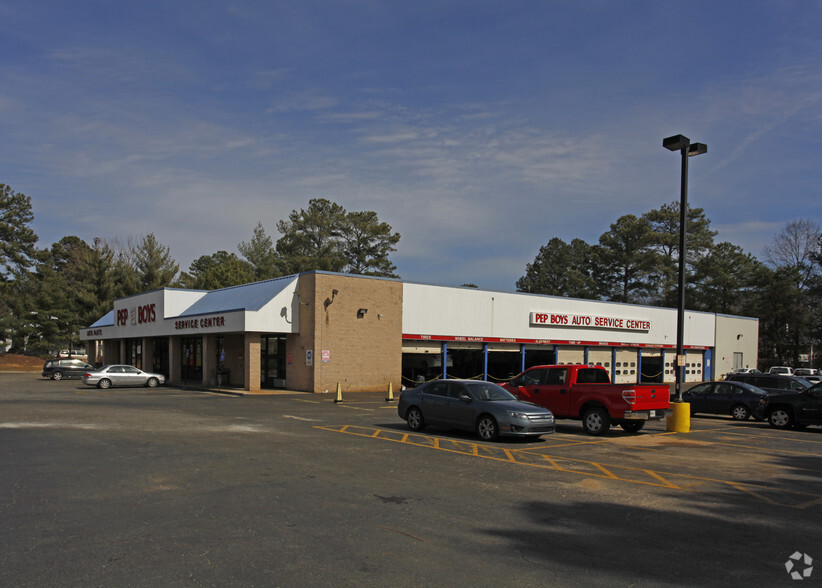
[1,1,821,292]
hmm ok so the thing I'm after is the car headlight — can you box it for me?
[507,411,528,419]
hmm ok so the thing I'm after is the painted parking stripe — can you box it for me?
[317,424,822,509]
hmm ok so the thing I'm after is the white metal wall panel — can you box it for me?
[402,282,720,349]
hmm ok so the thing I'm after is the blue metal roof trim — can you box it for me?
[177,275,297,317]
[89,310,115,328]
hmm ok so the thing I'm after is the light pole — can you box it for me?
[663,134,707,403]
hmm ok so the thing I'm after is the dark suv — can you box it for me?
[761,384,822,429]
[42,358,93,380]
[725,373,812,394]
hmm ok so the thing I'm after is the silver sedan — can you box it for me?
[398,379,555,441]
[82,365,166,389]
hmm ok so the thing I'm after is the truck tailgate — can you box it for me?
[623,385,670,410]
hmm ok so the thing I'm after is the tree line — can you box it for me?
[516,204,822,369]
[0,186,399,355]
[1,182,820,369]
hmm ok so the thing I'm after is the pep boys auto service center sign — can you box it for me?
[531,312,651,332]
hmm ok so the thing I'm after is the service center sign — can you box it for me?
[531,312,651,332]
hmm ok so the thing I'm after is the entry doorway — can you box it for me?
[153,338,169,378]
[181,337,203,382]
[261,335,287,389]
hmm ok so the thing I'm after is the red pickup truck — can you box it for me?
[501,364,671,435]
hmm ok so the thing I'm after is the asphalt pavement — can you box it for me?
[2,373,821,587]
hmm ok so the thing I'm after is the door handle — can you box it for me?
[560,389,568,394]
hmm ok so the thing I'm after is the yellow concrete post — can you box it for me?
[666,402,690,432]
[334,382,343,403]
[386,381,394,402]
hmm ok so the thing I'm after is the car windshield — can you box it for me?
[465,382,516,401]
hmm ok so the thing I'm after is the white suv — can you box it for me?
[768,366,794,375]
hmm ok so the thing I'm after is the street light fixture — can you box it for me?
[663,134,707,403]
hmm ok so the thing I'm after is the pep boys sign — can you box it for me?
[117,303,157,326]
[531,312,651,332]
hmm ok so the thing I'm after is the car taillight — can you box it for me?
[622,389,637,404]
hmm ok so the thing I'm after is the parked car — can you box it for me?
[42,358,94,380]
[725,373,812,395]
[761,383,822,429]
[680,381,769,421]
[82,365,166,389]
[769,366,794,375]
[731,367,760,374]
[794,368,819,377]
[398,379,555,441]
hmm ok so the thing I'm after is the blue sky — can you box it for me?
[2,1,821,291]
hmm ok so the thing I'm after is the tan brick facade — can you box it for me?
[288,273,403,393]
[88,272,403,393]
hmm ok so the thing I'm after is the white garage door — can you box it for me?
[614,349,638,384]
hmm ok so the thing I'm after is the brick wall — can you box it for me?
[287,272,402,393]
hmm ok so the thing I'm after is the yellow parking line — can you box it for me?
[728,482,780,506]
[591,462,619,479]
[714,429,822,446]
[316,424,822,509]
[644,470,681,489]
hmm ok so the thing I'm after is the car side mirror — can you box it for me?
[458,393,472,402]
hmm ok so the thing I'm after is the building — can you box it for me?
[80,271,758,392]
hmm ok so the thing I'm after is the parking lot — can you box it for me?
[2,373,821,586]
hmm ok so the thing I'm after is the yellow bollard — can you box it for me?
[386,381,394,402]
[334,382,343,403]
[666,402,690,432]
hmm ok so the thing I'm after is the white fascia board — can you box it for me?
[403,283,719,347]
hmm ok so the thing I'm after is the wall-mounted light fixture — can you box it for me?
[357,308,368,318]
[324,289,339,310]
[293,291,309,307]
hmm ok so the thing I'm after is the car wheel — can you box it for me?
[620,421,645,433]
[582,407,611,436]
[146,377,159,388]
[477,415,499,441]
[731,404,750,421]
[98,379,112,390]
[52,371,63,381]
[406,407,425,432]
[768,407,793,429]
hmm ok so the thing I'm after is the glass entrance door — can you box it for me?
[181,337,203,382]
[261,335,286,389]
